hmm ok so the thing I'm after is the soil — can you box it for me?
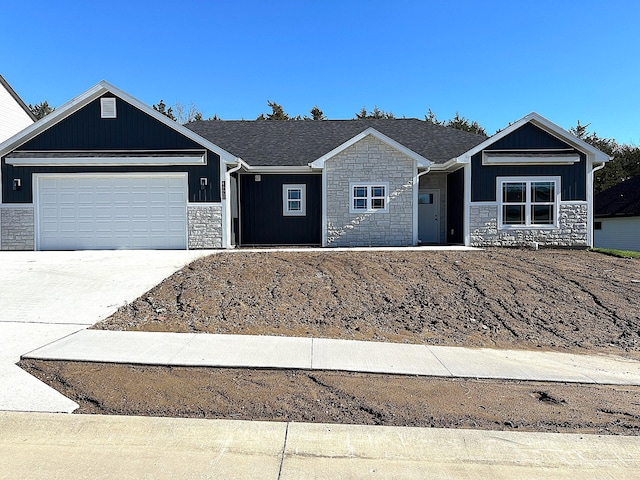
[97,248,640,359]
[20,361,640,436]
[22,248,640,435]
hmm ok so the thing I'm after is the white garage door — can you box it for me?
[37,174,188,250]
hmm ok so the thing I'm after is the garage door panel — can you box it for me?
[37,175,187,250]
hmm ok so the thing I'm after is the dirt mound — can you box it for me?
[97,249,640,359]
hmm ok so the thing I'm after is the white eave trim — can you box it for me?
[238,164,313,173]
[0,80,238,165]
[455,112,613,163]
[6,154,206,167]
[309,127,432,169]
[482,153,580,166]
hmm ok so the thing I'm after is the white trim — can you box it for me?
[0,202,35,208]
[463,163,471,246]
[349,182,389,213]
[0,80,239,164]
[456,112,612,164]
[6,154,206,166]
[482,153,580,166]
[239,165,313,173]
[496,176,561,229]
[223,161,242,248]
[282,184,307,216]
[309,128,432,169]
[33,172,188,251]
[321,168,327,246]
[100,97,117,118]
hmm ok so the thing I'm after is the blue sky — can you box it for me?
[2,0,639,143]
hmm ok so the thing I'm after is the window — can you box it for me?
[100,98,117,118]
[498,177,559,228]
[349,183,389,213]
[283,184,306,216]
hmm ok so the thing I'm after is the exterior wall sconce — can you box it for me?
[13,179,21,190]
[200,177,208,189]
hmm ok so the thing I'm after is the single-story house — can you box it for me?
[594,175,640,251]
[0,81,611,251]
[0,74,35,144]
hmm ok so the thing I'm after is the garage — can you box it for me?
[36,174,188,250]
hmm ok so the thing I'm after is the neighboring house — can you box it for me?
[0,81,611,251]
[594,176,640,251]
[0,74,35,143]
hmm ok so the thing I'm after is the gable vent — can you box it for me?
[100,97,117,118]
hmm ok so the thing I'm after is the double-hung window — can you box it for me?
[498,177,559,228]
[350,182,389,213]
[283,184,306,216]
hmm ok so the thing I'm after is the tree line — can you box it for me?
[28,99,637,193]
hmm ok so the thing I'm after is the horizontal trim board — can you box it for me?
[7,155,206,166]
[482,153,580,166]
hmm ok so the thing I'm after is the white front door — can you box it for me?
[418,189,440,244]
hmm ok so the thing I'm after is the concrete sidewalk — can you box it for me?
[25,330,640,386]
[1,411,639,480]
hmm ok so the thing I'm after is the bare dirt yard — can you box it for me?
[22,248,640,435]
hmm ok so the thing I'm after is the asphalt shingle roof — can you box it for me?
[595,175,640,217]
[186,119,487,167]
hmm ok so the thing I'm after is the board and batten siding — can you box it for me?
[0,81,33,143]
[594,217,640,251]
[471,123,587,202]
[1,94,221,203]
[239,173,321,245]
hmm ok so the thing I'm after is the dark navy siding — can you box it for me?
[240,173,321,245]
[2,162,220,203]
[471,123,586,202]
[446,168,464,244]
[18,94,202,151]
[2,94,221,203]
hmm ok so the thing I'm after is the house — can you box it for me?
[594,176,640,251]
[0,81,611,251]
[0,74,35,143]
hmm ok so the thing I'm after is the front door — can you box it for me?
[418,189,440,244]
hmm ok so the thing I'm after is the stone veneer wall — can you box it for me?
[0,206,35,250]
[187,203,222,249]
[325,135,415,247]
[470,202,588,247]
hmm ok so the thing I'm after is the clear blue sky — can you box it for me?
[2,0,639,143]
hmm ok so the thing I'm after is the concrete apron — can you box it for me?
[0,250,216,413]
[1,412,639,480]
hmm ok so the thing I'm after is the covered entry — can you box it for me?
[36,173,188,250]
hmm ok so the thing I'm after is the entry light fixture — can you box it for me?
[13,179,21,190]
[200,177,208,189]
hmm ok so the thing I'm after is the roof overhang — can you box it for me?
[454,112,613,164]
[0,80,239,165]
[308,127,432,169]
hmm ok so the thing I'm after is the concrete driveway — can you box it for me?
[0,249,215,412]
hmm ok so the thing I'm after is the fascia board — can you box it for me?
[309,127,432,168]
[0,80,239,165]
[455,112,612,163]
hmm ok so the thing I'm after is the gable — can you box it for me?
[16,94,202,152]
[489,122,575,150]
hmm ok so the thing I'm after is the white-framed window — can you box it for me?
[100,98,117,118]
[498,176,560,228]
[349,182,389,213]
[283,184,306,216]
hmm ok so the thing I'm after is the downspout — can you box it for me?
[224,159,243,248]
[588,162,607,248]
